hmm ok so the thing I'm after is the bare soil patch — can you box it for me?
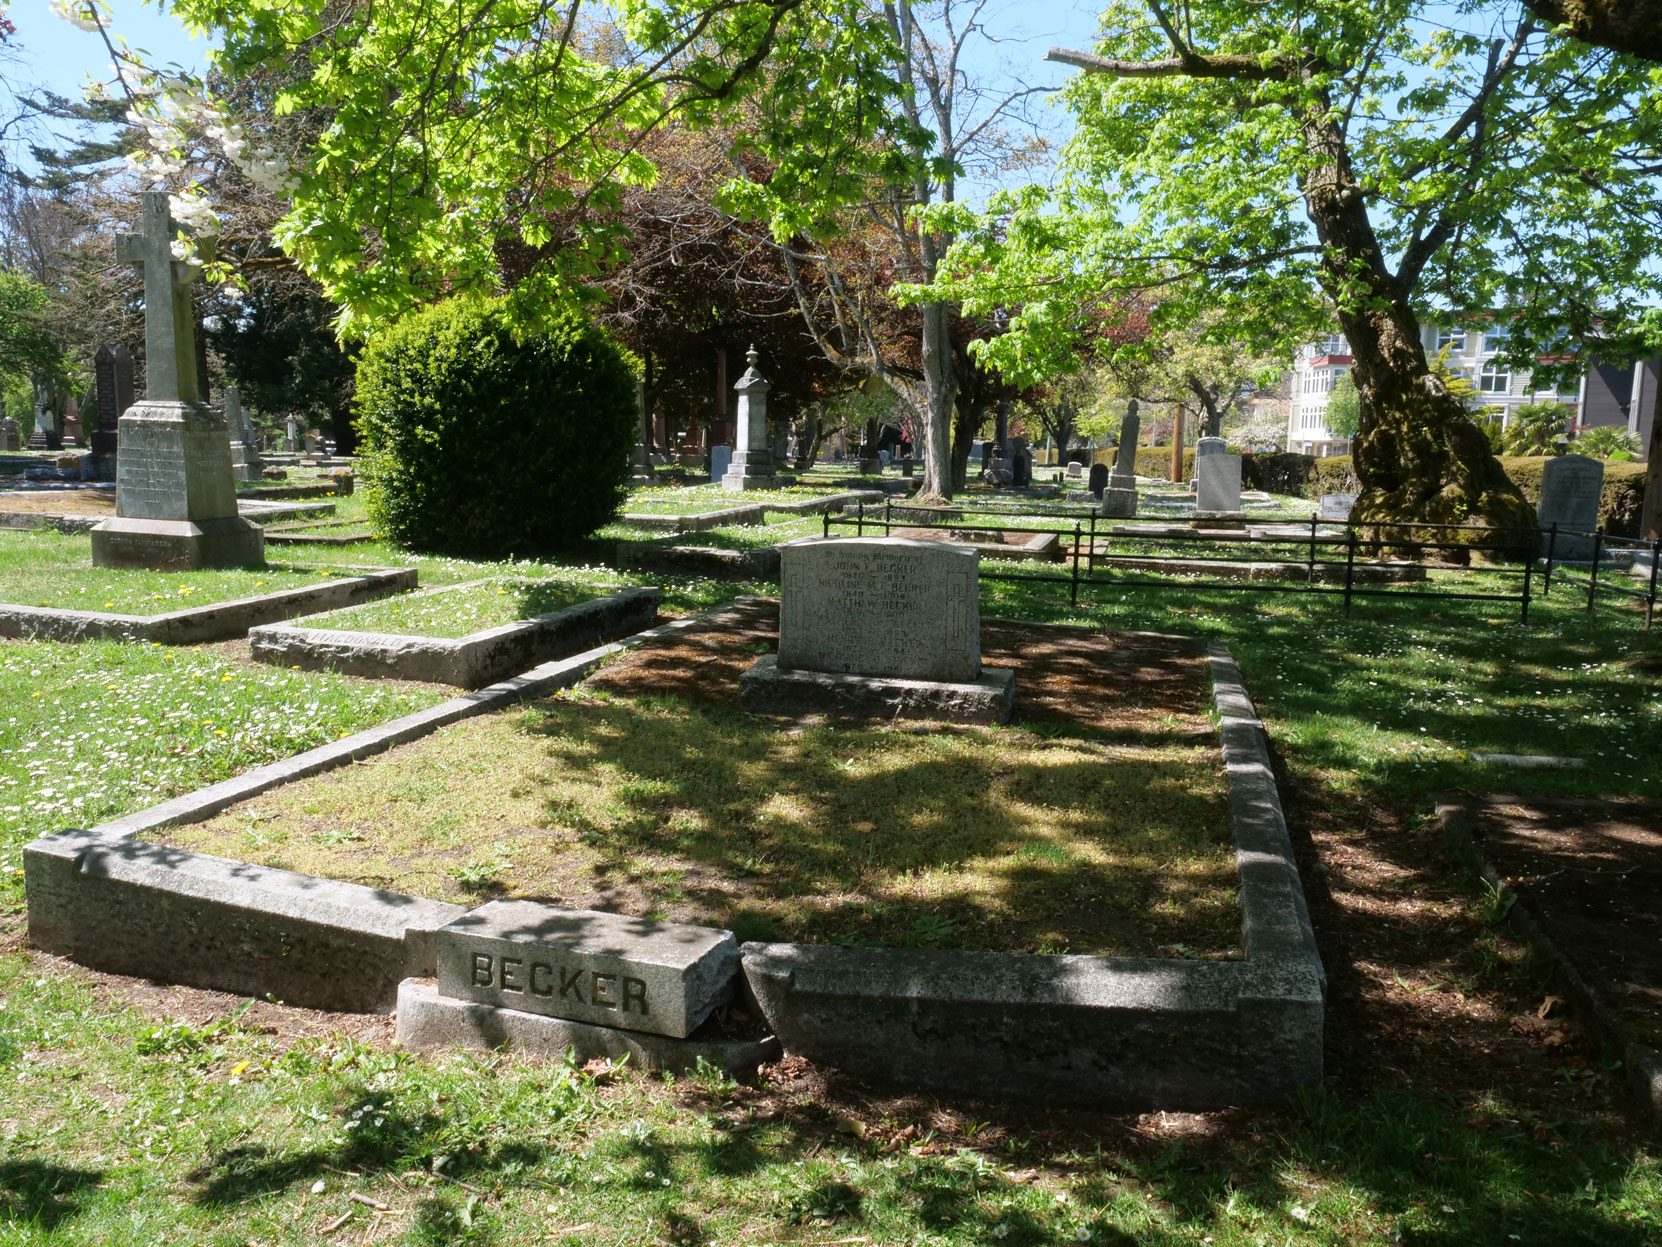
[0,489,115,515]
[1465,794,1662,1048]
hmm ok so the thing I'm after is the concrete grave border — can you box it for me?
[0,566,415,644]
[0,497,335,533]
[739,639,1326,1110]
[24,605,754,1012]
[24,608,1323,1107]
[249,583,661,688]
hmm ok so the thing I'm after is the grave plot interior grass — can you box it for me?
[163,686,1238,957]
[303,575,611,638]
[0,529,334,613]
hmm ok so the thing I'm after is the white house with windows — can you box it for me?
[1287,323,1585,455]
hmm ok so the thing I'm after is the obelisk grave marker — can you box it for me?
[90,192,263,570]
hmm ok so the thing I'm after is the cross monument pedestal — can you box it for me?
[91,192,264,570]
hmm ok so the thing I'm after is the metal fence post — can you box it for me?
[1343,527,1357,617]
[1647,536,1661,630]
[1521,542,1533,625]
[1308,512,1318,583]
[1543,524,1557,597]
[1587,527,1603,613]
[822,506,830,538]
[1071,523,1082,606]
[884,498,892,537]
[856,499,865,537]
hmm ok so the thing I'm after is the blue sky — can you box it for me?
[6,0,214,101]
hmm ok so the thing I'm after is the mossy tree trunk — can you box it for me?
[1298,103,1535,546]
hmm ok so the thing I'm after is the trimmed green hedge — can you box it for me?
[356,297,637,557]
[1129,445,1646,535]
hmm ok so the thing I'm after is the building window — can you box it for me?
[1482,323,1510,355]
[1318,334,1348,356]
[1436,327,1467,353]
[1479,363,1510,393]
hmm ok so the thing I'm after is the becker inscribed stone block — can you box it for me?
[776,537,981,683]
[436,900,738,1039]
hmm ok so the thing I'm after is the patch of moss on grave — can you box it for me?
[0,530,337,614]
[163,689,1239,957]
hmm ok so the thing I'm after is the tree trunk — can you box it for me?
[951,390,989,491]
[1522,0,1662,62]
[1642,382,1662,541]
[918,300,958,499]
[1298,108,1534,546]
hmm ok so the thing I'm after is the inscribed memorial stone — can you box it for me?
[90,191,263,570]
[776,537,980,683]
[1537,453,1604,559]
[1196,452,1243,513]
[436,899,738,1039]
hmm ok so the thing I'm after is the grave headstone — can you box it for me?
[709,443,732,483]
[1111,401,1140,482]
[91,343,132,468]
[90,191,264,570]
[1537,453,1604,560]
[740,536,1015,723]
[224,386,264,482]
[61,404,83,447]
[303,429,323,454]
[0,416,19,452]
[284,415,299,453]
[721,346,779,491]
[878,449,890,465]
[900,455,914,478]
[436,898,739,1039]
[1064,461,1084,480]
[1195,435,1227,459]
[1318,493,1357,521]
[1195,452,1243,514]
[1008,437,1032,488]
[1087,462,1109,498]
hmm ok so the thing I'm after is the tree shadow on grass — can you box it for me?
[0,1159,103,1230]
[184,1092,549,1209]
[518,693,1237,955]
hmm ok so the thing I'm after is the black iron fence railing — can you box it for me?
[819,498,1662,628]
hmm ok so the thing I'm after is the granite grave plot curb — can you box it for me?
[248,585,661,687]
[0,566,415,644]
[740,639,1325,1111]
[619,504,766,533]
[1438,798,1662,1137]
[24,605,755,1012]
[0,496,334,533]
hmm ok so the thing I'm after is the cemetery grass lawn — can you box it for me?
[0,530,336,614]
[4,580,1662,1242]
[162,688,1239,958]
[303,575,611,639]
[0,638,448,909]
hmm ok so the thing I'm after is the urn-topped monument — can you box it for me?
[90,192,264,570]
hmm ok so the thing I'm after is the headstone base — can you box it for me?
[395,979,778,1075]
[230,445,264,483]
[858,457,883,475]
[1100,486,1138,518]
[79,453,117,482]
[721,468,779,492]
[90,515,265,570]
[739,654,1014,725]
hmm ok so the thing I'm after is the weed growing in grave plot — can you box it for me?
[0,530,332,614]
[0,640,447,908]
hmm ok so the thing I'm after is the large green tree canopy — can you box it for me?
[920,0,1662,531]
[168,0,922,336]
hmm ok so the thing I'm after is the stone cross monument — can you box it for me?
[720,345,778,492]
[90,192,263,569]
[1101,399,1140,518]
